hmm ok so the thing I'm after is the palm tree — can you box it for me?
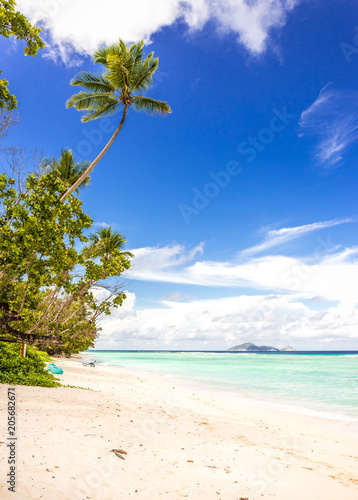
[63,39,171,202]
[41,148,91,196]
[85,226,134,261]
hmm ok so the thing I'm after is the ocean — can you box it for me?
[85,350,358,421]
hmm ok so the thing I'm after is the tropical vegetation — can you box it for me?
[0,342,60,387]
[0,165,132,353]
[0,36,170,385]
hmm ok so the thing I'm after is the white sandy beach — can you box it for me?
[1,358,358,500]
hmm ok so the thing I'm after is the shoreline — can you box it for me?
[1,358,358,499]
[80,352,358,425]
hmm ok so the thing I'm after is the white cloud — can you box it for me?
[17,0,301,64]
[97,291,358,348]
[240,218,354,257]
[98,220,358,348]
[299,84,358,167]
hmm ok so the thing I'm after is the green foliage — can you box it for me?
[0,169,132,353]
[0,0,44,55]
[0,73,17,111]
[0,341,60,387]
[33,347,51,362]
[0,0,45,110]
[66,39,171,122]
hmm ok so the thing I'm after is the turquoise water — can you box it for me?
[86,351,358,421]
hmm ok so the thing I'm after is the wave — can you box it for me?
[229,352,257,355]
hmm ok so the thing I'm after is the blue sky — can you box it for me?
[1,0,358,349]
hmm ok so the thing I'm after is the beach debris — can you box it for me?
[111,449,127,460]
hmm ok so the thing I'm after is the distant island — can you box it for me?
[228,342,296,352]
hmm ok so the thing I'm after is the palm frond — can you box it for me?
[128,40,144,78]
[66,91,116,111]
[70,71,115,94]
[105,53,133,89]
[93,44,120,66]
[41,148,91,193]
[133,96,172,116]
[81,98,120,122]
[121,250,134,258]
[119,40,129,58]
[85,227,133,259]
[131,55,158,93]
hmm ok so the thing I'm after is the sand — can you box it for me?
[1,357,358,499]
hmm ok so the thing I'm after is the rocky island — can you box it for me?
[228,342,295,352]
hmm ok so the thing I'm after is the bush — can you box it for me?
[0,342,60,387]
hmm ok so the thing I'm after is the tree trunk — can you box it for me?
[60,105,128,202]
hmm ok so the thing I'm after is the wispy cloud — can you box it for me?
[17,0,302,64]
[160,292,194,302]
[240,218,354,257]
[299,84,358,167]
[130,243,204,278]
[127,239,358,305]
[92,222,115,228]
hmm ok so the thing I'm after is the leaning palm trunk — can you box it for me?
[61,105,128,202]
